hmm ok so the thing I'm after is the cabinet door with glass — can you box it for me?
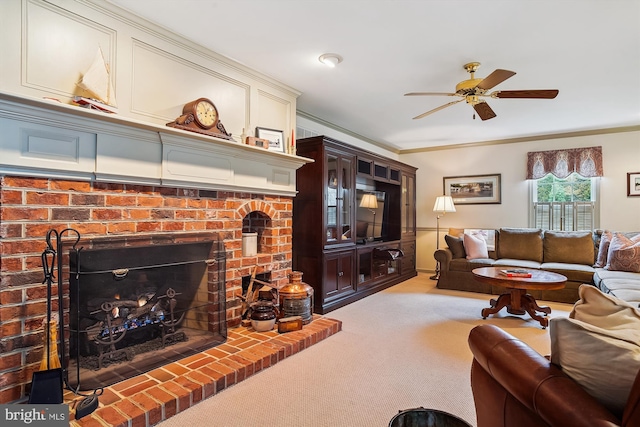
[325,150,355,246]
[401,171,416,237]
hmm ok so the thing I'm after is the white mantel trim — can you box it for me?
[0,92,311,196]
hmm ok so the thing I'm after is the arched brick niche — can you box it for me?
[242,210,270,254]
[234,199,292,285]
[224,198,293,322]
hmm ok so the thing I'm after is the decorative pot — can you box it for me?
[279,271,314,324]
[250,301,276,332]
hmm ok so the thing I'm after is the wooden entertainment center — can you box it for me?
[293,136,417,313]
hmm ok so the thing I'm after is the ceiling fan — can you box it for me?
[405,62,559,121]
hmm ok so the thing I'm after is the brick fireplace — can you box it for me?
[0,174,344,427]
[0,93,342,426]
[0,175,295,403]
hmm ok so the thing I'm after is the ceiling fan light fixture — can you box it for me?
[405,61,558,121]
[319,53,343,68]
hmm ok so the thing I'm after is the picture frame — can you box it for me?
[443,174,501,205]
[256,127,285,152]
[628,172,640,197]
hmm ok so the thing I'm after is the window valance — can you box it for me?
[526,146,603,179]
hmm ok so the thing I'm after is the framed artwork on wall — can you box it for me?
[628,172,640,197]
[256,127,285,152]
[443,174,502,205]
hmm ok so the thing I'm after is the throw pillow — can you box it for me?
[463,233,488,259]
[464,229,496,251]
[444,235,466,259]
[606,233,640,273]
[448,228,465,238]
[550,285,640,418]
[543,230,595,265]
[496,228,544,262]
[594,230,613,268]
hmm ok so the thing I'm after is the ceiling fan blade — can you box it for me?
[473,102,497,121]
[404,92,458,97]
[476,69,516,90]
[412,99,465,120]
[495,89,559,99]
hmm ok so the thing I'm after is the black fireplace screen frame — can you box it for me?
[63,232,227,390]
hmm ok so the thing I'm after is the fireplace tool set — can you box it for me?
[34,227,100,419]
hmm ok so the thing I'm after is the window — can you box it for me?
[526,146,603,232]
[530,173,599,231]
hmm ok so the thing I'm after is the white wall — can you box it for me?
[0,0,298,144]
[401,130,640,272]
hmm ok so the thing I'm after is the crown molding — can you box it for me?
[296,110,399,155]
[399,125,640,154]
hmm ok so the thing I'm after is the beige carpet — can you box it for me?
[156,273,573,427]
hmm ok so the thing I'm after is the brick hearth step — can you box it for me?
[67,317,341,427]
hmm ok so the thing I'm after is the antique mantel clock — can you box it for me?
[166,98,235,141]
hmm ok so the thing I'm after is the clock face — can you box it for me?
[194,99,218,129]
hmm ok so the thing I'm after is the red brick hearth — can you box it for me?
[68,316,341,427]
[0,175,303,405]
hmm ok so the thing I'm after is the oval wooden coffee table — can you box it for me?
[472,267,567,328]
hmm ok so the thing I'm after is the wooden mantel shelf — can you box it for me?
[0,92,312,196]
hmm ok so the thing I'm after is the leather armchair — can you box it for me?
[468,324,640,427]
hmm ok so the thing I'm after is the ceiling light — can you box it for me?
[319,53,343,68]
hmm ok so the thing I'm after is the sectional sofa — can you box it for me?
[434,228,640,305]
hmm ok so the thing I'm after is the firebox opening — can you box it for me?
[65,232,226,390]
[242,272,272,294]
[241,272,272,319]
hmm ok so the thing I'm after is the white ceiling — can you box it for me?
[106,0,640,152]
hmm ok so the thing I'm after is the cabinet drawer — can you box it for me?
[401,241,416,274]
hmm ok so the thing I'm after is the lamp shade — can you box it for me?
[360,193,378,209]
[433,195,456,213]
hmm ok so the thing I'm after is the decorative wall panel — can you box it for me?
[257,89,291,138]
[131,40,248,138]
[95,132,162,183]
[164,147,233,182]
[23,0,116,97]
[0,116,96,173]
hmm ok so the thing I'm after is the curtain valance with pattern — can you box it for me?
[526,146,603,179]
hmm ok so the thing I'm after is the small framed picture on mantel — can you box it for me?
[256,127,285,152]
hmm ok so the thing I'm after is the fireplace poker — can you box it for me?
[41,236,56,371]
